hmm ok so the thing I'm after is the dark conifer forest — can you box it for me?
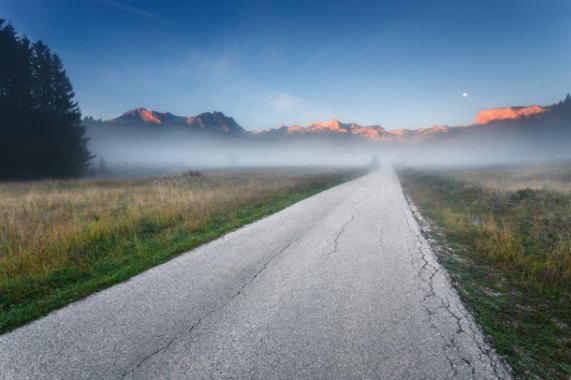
[0,20,92,179]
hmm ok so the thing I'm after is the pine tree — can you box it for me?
[0,21,92,179]
[0,20,34,178]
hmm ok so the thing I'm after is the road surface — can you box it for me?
[0,168,511,379]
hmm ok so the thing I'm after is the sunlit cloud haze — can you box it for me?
[1,0,570,130]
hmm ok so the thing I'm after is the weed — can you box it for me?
[399,167,570,379]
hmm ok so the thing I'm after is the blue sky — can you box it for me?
[2,0,570,130]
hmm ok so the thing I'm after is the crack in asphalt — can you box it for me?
[123,193,364,378]
[122,242,293,378]
[324,202,359,261]
[399,192,510,379]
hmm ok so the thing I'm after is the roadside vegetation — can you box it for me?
[399,162,570,380]
[0,168,362,333]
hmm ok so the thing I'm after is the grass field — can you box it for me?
[0,167,363,333]
[434,162,571,193]
[399,162,571,379]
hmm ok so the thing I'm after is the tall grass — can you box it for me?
[439,161,571,193]
[399,167,570,379]
[403,171,571,293]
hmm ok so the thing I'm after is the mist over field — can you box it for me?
[86,132,571,175]
[87,133,376,172]
[85,98,571,175]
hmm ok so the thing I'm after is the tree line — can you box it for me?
[0,20,92,179]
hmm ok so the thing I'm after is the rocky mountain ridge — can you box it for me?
[86,94,570,144]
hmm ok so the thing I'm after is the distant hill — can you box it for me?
[82,95,571,169]
[411,94,571,164]
[88,108,246,135]
[84,94,571,150]
[252,120,449,143]
[432,95,571,137]
[472,105,547,125]
[251,97,570,145]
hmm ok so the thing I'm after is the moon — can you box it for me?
[462,92,469,98]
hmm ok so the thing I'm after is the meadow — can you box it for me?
[399,162,571,379]
[435,162,571,193]
[0,168,362,333]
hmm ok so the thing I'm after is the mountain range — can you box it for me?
[97,108,246,135]
[251,120,449,143]
[85,95,571,145]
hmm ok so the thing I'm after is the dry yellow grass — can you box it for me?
[442,161,571,193]
[0,170,342,282]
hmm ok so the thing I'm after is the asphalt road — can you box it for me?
[0,168,511,379]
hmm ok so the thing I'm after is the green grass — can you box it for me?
[399,168,570,380]
[0,169,362,333]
